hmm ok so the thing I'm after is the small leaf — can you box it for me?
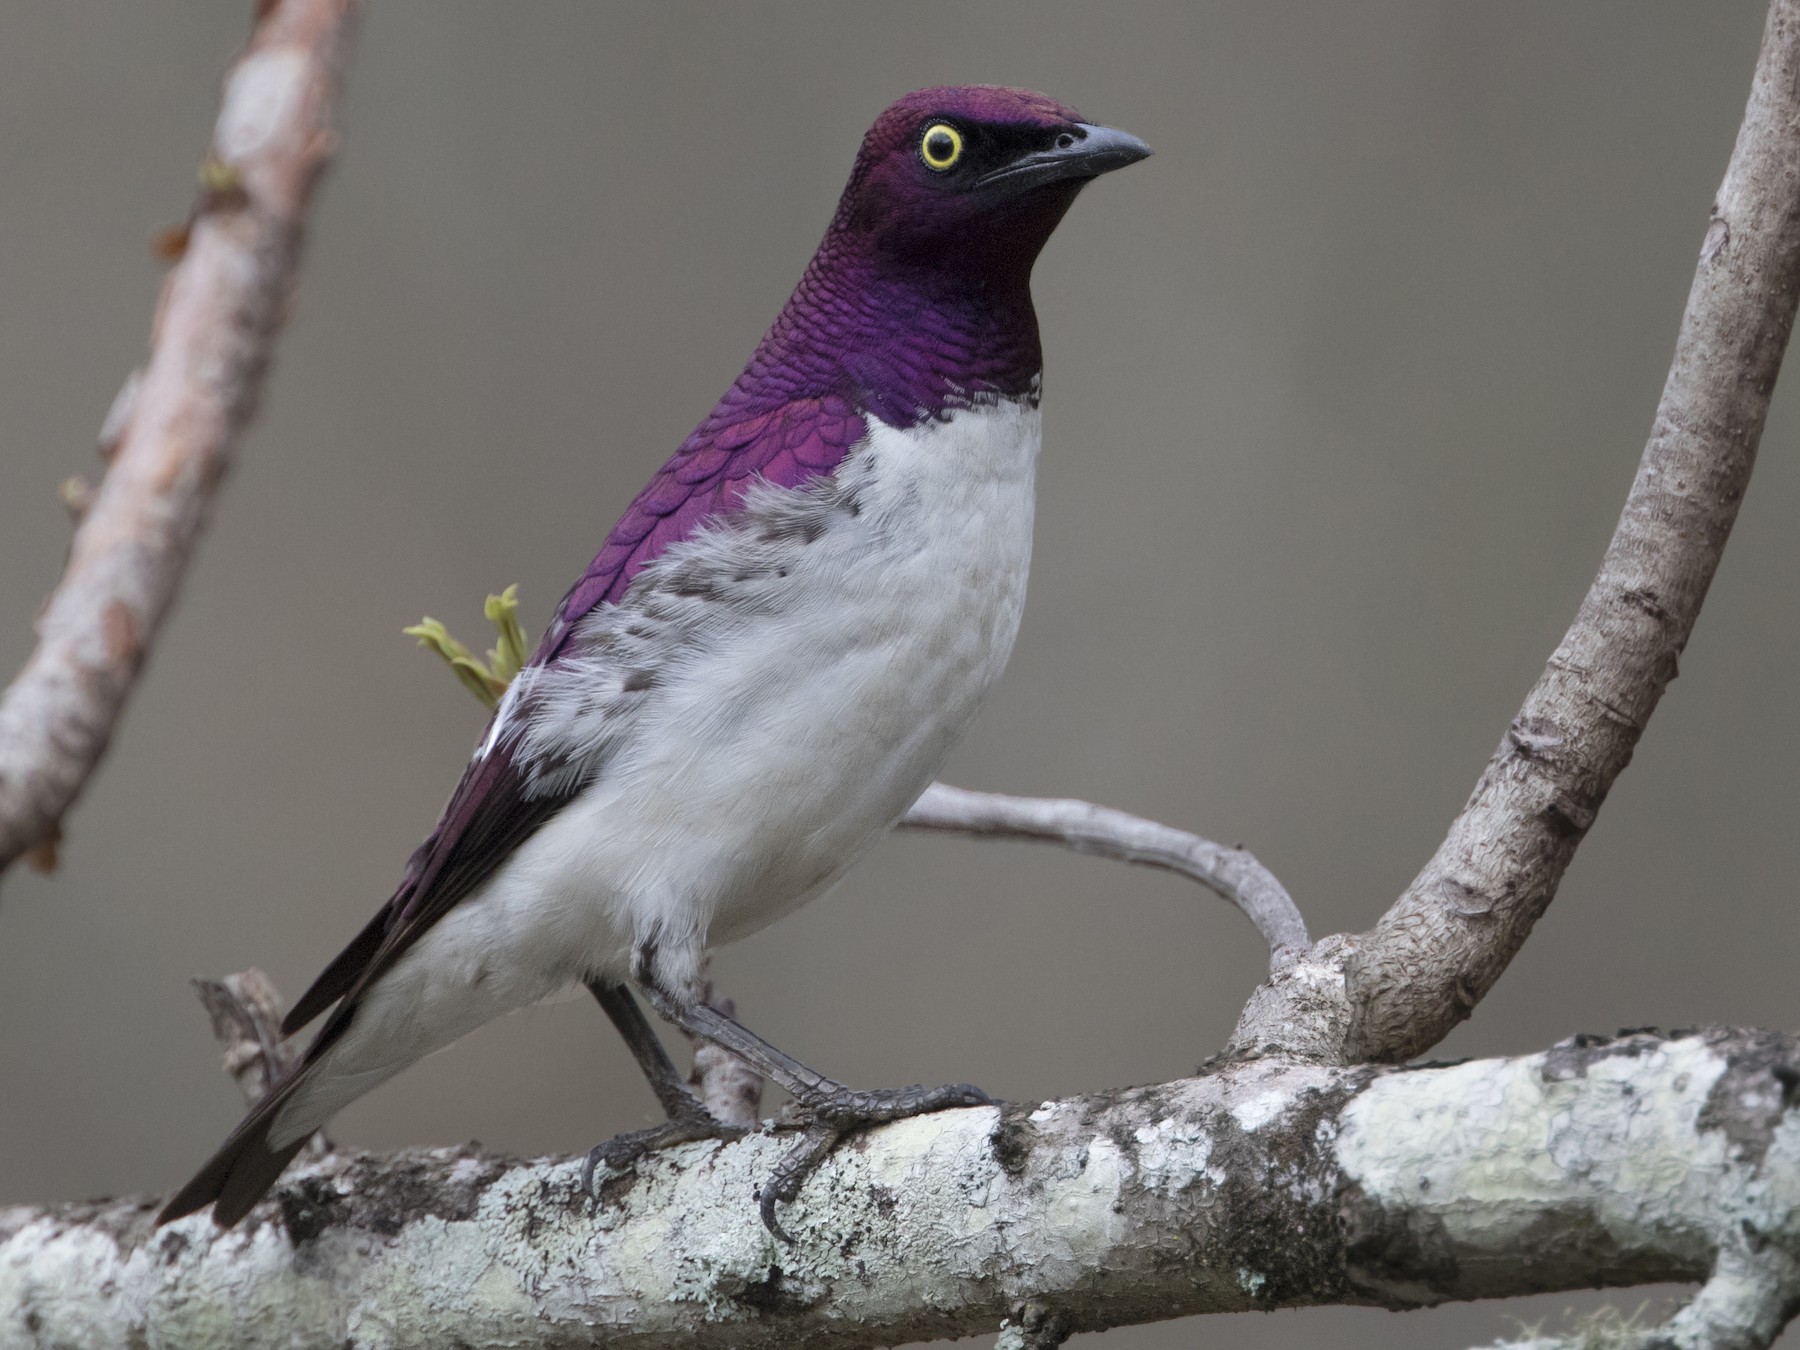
[483,584,529,687]
[25,824,61,874]
[153,221,191,263]
[405,586,529,713]
[406,617,502,711]
[404,617,476,668]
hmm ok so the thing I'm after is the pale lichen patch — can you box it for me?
[1337,1035,1743,1303]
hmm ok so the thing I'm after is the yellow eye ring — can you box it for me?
[920,122,963,171]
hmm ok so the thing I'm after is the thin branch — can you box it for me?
[1230,0,1800,1064]
[191,968,330,1159]
[901,782,1307,973]
[0,0,357,876]
[6,1028,1794,1347]
[407,604,1309,974]
[686,967,763,1131]
[191,968,300,1103]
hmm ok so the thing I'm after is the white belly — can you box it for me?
[273,398,1041,1141]
[542,396,1042,956]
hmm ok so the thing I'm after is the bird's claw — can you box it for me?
[757,1081,995,1242]
[580,1113,745,1204]
[758,1121,838,1243]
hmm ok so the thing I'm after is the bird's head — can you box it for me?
[731,86,1150,425]
[828,85,1151,288]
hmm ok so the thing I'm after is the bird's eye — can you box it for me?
[920,123,963,172]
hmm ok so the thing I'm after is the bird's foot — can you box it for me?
[580,1103,745,1202]
[759,1080,993,1242]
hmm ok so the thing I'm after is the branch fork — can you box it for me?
[1228,0,1800,1072]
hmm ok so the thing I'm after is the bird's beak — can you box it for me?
[975,123,1153,197]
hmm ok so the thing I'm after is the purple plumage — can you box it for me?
[540,85,1088,659]
[288,82,1106,1030]
[163,82,1153,1232]
[542,400,869,654]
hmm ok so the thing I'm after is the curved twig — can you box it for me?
[1230,0,1800,1064]
[901,782,1307,973]
[0,0,356,877]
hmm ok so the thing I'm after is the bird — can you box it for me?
[159,85,1150,1237]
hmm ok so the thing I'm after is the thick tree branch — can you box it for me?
[5,1029,1795,1347]
[1230,0,1800,1065]
[902,782,1307,973]
[0,0,356,877]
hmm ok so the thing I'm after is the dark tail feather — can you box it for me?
[158,1075,313,1227]
[283,906,389,1036]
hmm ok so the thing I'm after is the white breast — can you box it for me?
[531,394,1042,958]
[279,399,1044,1144]
[275,396,1043,1141]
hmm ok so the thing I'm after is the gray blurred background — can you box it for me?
[1,3,1794,1346]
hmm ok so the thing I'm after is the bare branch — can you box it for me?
[191,968,299,1104]
[191,968,330,1159]
[0,0,357,876]
[902,782,1307,973]
[5,1029,1794,1348]
[1231,0,1800,1064]
[685,969,763,1131]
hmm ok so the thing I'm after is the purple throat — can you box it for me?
[541,103,1081,654]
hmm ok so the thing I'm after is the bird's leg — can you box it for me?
[579,980,744,1198]
[588,979,709,1121]
[635,977,991,1241]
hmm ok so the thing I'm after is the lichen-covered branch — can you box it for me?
[902,782,1307,973]
[4,1029,1795,1348]
[0,0,356,876]
[1230,0,1800,1066]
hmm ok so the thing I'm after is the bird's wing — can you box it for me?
[281,396,867,1040]
[537,394,868,661]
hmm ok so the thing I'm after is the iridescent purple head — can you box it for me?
[831,86,1151,288]
[543,88,1148,647]
[732,86,1151,427]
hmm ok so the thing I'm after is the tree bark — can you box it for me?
[5,1029,1795,1349]
[9,2,1800,1347]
